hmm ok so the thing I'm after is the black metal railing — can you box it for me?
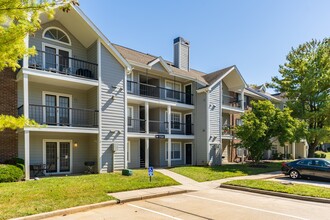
[28,50,98,80]
[18,104,98,128]
[149,120,169,134]
[127,81,194,105]
[222,95,241,108]
[128,118,146,133]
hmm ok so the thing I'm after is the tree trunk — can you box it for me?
[308,142,318,158]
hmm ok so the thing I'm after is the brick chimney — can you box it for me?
[173,37,190,71]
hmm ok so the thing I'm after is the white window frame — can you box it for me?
[42,42,72,72]
[165,142,182,161]
[165,80,181,100]
[42,27,71,46]
[42,91,72,126]
[127,72,133,92]
[42,139,73,175]
[127,141,131,163]
[165,111,182,131]
[127,106,134,128]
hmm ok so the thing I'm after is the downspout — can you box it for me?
[219,80,223,165]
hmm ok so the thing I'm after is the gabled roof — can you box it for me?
[246,87,281,102]
[113,44,208,85]
[202,65,235,85]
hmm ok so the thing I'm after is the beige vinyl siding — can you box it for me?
[100,44,125,172]
[29,20,88,61]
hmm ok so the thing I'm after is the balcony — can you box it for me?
[18,104,98,128]
[222,95,244,113]
[222,124,235,138]
[127,81,193,105]
[128,119,193,135]
[28,50,98,80]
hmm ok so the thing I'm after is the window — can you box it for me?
[236,119,242,126]
[127,141,131,163]
[43,27,71,45]
[165,142,181,160]
[165,111,181,130]
[165,80,181,100]
[127,73,133,92]
[42,43,71,72]
[127,106,133,127]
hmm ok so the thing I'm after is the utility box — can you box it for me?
[122,169,133,176]
[111,143,118,152]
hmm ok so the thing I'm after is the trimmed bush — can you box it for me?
[0,164,24,183]
[4,157,24,170]
[315,151,326,158]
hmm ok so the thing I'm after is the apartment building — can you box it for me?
[0,5,252,180]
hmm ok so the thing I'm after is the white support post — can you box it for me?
[241,89,244,110]
[145,138,149,168]
[168,138,172,167]
[145,102,149,133]
[23,74,29,117]
[97,38,102,173]
[23,35,29,68]
[24,131,30,180]
[167,106,171,135]
[292,142,296,159]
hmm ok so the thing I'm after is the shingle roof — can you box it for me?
[113,44,234,86]
[202,65,235,85]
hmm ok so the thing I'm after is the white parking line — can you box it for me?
[127,203,183,220]
[184,194,308,220]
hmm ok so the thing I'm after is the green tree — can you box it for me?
[0,0,79,71]
[272,38,330,157]
[236,100,305,163]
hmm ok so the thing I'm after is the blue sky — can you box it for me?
[79,0,330,87]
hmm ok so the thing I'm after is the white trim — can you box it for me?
[42,27,72,46]
[42,42,72,73]
[127,140,131,163]
[42,91,73,126]
[165,142,182,161]
[184,142,193,165]
[24,126,98,133]
[209,66,247,90]
[165,111,182,131]
[127,71,134,93]
[97,38,102,173]
[43,139,73,175]
[147,57,173,74]
[127,106,134,128]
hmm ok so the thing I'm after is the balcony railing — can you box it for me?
[127,81,194,105]
[222,95,241,109]
[128,119,193,135]
[128,118,146,133]
[222,124,234,136]
[18,104,98,128]
[28,50,98,80]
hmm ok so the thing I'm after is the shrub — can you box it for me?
[4,157,24,170]
[0,164,24,183]
[314,151,326,158]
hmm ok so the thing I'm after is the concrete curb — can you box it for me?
[117,189,193,203]
[220,184,330,204]
[11,200,118,220]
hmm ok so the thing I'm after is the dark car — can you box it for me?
[281,158,330,180]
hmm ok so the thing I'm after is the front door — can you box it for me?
[185,84,192,104]
[140,139,145,168]
[185,144,192,165]
[44,140,72,174]
[185,114,192,135]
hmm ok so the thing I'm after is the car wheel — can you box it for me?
[289,170,300,179]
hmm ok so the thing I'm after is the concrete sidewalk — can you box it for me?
[109,170,283,202]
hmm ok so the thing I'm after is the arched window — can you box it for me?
[43,27,71,45]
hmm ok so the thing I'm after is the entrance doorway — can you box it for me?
[185,114,192,135]
[185,143,192,165]
[43,140,72,174]
[185,84,192,104]
[140,139,145,168]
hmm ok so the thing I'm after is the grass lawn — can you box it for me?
[170,162,282,182]
[0,170,179,220]
[326,152,330,159]
[223,179,330,199]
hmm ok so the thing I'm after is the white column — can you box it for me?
[167,106,171,135]
[24,131,30,180]
[241,89,245,110]
[145,102,149,133]
[167,138,172,167]
[23,74,29,117]
[145,138,149,168]
[97,38,102,173]
[292,142,296,159]
[23,34,29,68]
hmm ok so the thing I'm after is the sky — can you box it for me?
[79,0,330,88]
